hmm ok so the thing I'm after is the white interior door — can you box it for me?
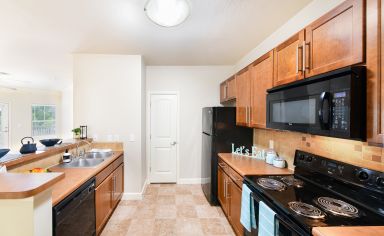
[150,94,178,183]
[0,103,9,148]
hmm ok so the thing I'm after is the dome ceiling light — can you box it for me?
[144,0,190,27]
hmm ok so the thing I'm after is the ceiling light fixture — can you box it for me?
[144,0,190,27]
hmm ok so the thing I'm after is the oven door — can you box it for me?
[274,214,309,236]
[266,79,331,137]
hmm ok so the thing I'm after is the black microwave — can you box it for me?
[266,66,366,140]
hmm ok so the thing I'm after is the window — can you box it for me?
[32,105,56,136]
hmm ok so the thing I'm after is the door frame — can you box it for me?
[146,91,180,183]
[0,102,10,148]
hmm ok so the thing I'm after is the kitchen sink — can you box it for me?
[84,151,113,159]
[58,158,104,168]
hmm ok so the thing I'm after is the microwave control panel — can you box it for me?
[332,91,349,131]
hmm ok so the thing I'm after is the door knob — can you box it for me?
[170,141,177,146]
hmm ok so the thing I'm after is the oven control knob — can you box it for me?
[299,154,305,160]
[377,177,384,188]
[306,156,313,162]
[357,170,369,181]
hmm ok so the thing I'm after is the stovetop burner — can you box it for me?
[257,178,286,191]
[281,176,304,187]
[317,197,359,218]
[288,201,325,219]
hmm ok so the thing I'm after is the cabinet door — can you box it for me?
[227,77,236,100]
[367,0,384,145]
[217,166,228,215]
[250,51,274,128]
[95,174,113,234]
[236,68,251,126]
[273,30,305,86]
[304,0,364,77]
[228,181,244,236]
[220,82,227,103]
[112,164,124,208]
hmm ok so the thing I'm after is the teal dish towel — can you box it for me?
[258,201,276,236]
[240,184,256,232]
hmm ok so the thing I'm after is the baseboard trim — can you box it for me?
[177,178,202,184]
[122,178,149,200]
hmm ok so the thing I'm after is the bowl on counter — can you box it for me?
[39,139,62,147]
[0,148,10,158]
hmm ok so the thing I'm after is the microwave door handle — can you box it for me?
[319,92,331,130]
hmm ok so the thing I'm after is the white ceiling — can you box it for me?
[0,0,311,90]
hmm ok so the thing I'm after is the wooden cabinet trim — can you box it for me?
[367,0,384,145]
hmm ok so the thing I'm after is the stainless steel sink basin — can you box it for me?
[84,152,113,159]
[58,158,104,168]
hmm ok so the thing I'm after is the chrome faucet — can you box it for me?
[75,140,93,159]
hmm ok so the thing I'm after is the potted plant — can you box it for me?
[72,128,81,139]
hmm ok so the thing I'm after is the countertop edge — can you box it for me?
[312,226,384,236]
[0,172,65,199]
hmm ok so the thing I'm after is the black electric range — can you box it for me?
[244,150,384,236]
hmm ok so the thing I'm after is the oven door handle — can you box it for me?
[318,92,331,130]
[274,214,307,236]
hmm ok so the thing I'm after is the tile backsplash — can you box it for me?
[254,128,384,172]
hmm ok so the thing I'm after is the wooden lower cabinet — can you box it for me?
[95,174,113,234]
[95,163,124,235]
[228,180,244,236]
[218,161,244,236]
[112,164,124,208]
[218,166,229,214]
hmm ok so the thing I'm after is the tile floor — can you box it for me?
[101,184,235,236]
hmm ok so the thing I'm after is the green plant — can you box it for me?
[71,128,81,135]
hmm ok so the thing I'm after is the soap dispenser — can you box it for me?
[62,149,71,163]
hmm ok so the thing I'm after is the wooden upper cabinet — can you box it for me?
[367,0,384,145]
[220,76,236,103]
[273,30,305,86]
[220,82,227,103]
[250,51,274,128]
[236,68,251,126]
[304,0,365,77]
[227,77,236,100]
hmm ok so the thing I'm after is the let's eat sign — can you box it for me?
[231,143,264,159]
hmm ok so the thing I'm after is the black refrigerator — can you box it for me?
[201,107,253,205]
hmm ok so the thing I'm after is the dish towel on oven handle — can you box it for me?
[258,201,276,236]
[240,184,256,232]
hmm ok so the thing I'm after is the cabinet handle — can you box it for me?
[218,163,226,168]
[226,180,231,198]
[248,106,251,125]
[303,41,309,72]
[225,85,228,99]
[224,179,227,198]
[296,44,303,73]
[113,176,116,193]
[304,42,310,70]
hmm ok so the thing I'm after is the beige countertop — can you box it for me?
[218,153,293,176]
[312,226,384,236]
[49,151,123,206]
[0,172,64,199]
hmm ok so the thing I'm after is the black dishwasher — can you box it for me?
[53,177,96,236]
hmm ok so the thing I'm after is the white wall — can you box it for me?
[235,0,344,71]
[73,54,146,194]
[146,66,233,182]
[0,88,62,151]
